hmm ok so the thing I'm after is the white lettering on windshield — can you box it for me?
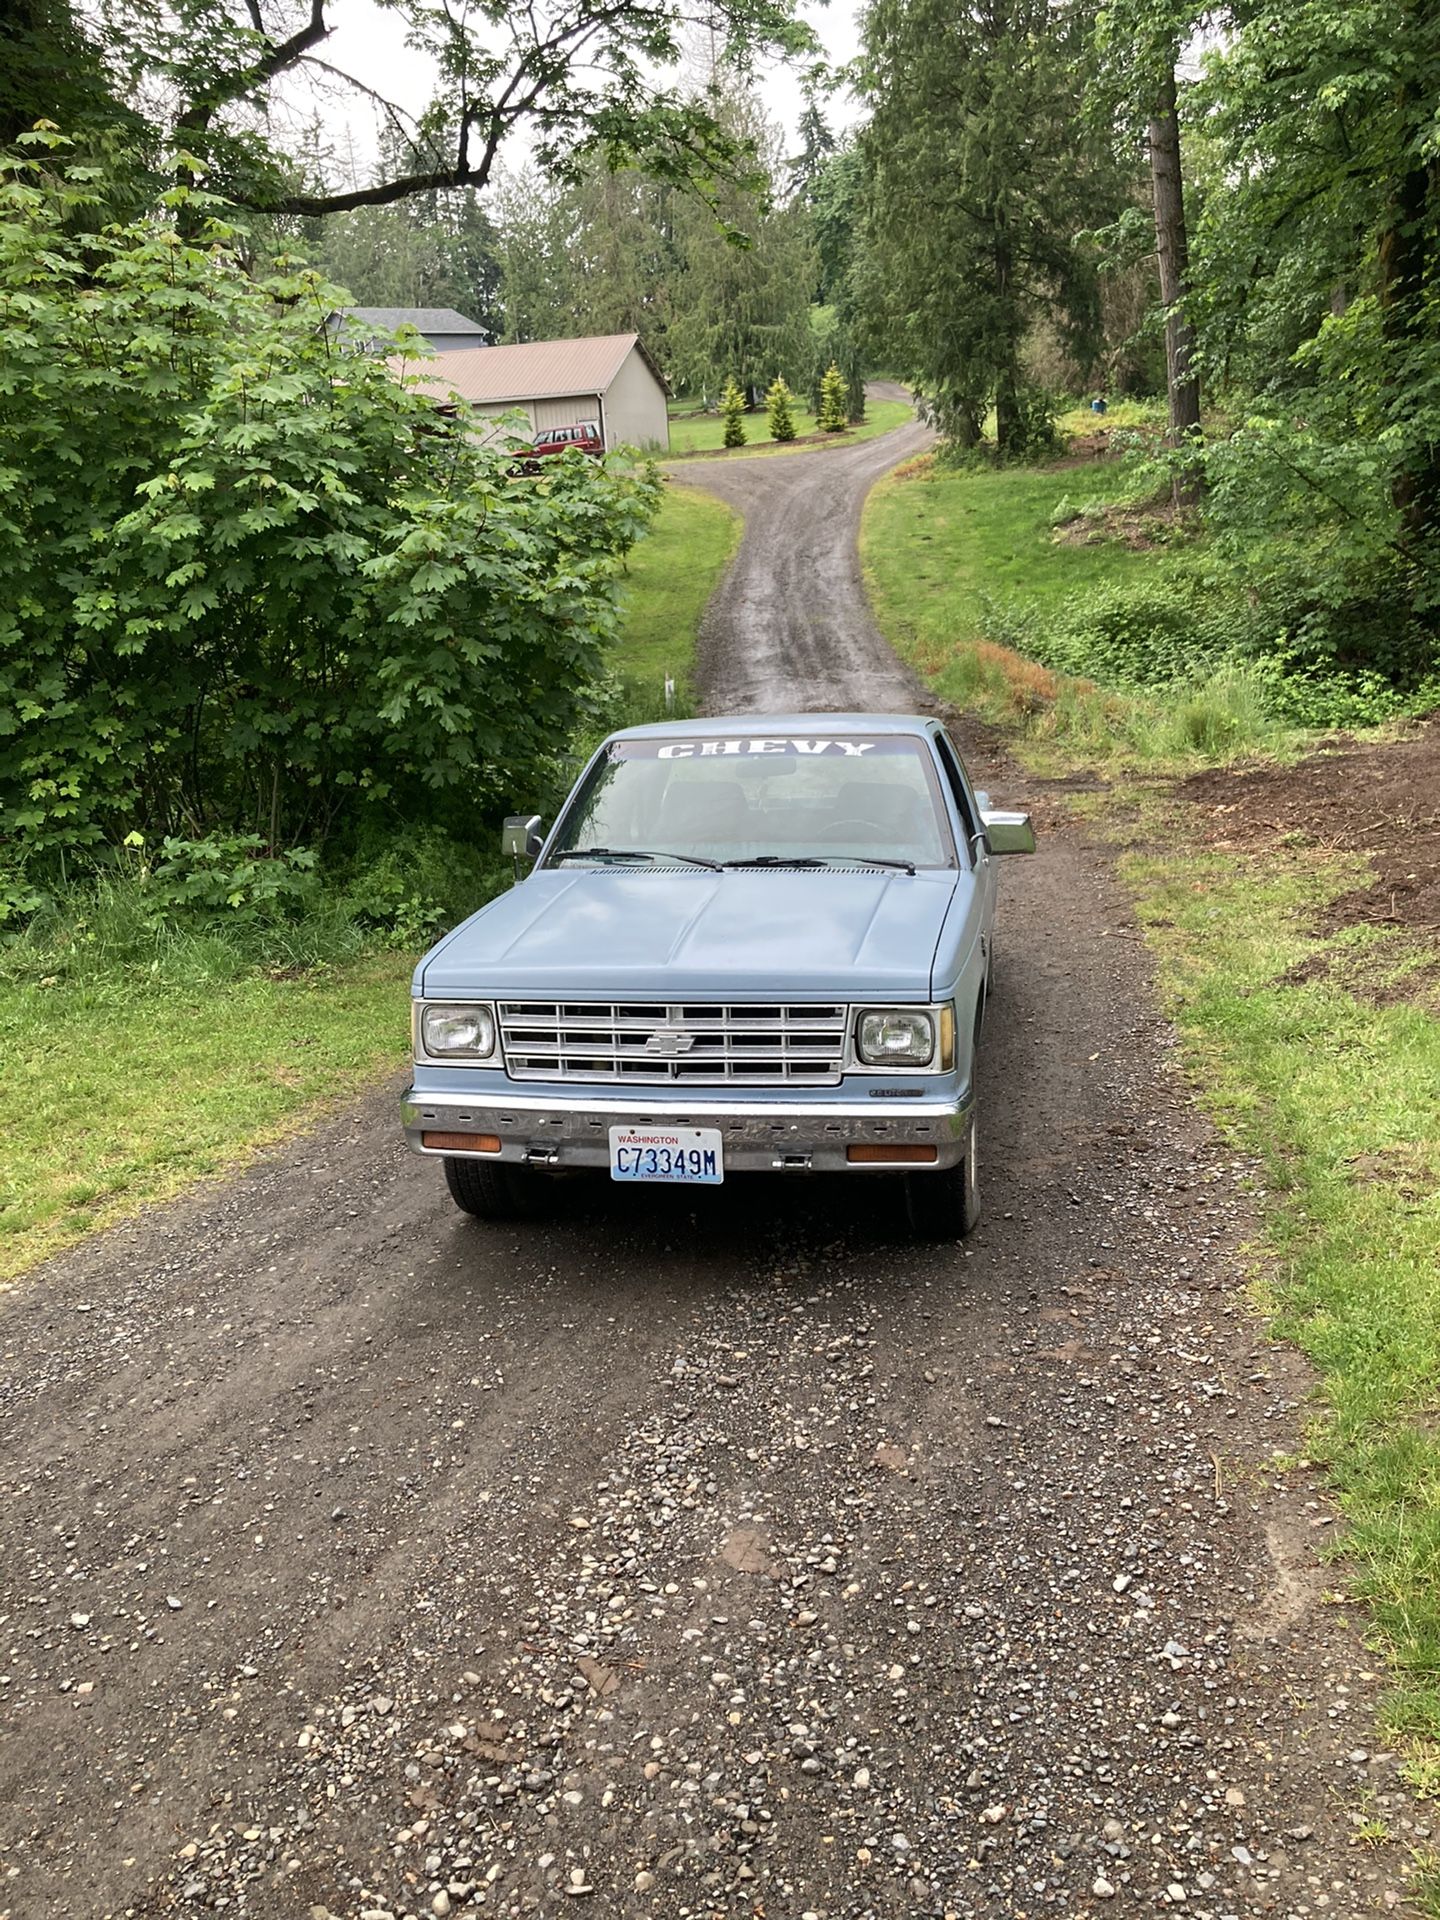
[655,738,878,760]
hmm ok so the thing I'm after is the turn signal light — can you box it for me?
[846,1144,938,1165]
[422,1131,502,1154]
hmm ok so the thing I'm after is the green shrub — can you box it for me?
[766,377,797,442]
[721,378,747,449]
[0,140,661,886]
[988,568,1436,734]
[818,363,848,432]
[1225,550,1435,690]
[1004,389,1062,461]
[138,834,319,918]
[337,824,505,946]
[1025,582,1222,688]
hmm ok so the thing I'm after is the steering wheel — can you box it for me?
[813,816,888,843]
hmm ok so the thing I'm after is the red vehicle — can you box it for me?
[516,423,605,461]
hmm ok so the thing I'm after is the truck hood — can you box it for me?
[418,869,961,1001]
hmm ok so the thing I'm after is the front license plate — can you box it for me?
[609,1126,724,1185]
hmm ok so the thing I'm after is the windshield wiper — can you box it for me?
[552,847,722,871]
[722,853,917,875]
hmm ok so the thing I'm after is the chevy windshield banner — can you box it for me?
[609,736,919,761]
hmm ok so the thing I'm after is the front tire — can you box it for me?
[904,1112,981,1241]
[443,1156,542,1222]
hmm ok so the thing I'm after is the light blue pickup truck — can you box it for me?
[401,714,1033,1238]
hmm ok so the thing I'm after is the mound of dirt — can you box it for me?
[1181,715,1440,942]
[1052,496,1192,551]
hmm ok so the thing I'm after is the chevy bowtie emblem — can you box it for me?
[645,1028,696,1055]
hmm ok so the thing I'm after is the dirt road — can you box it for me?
[687,384,933,714]
[0,413,1415,1920]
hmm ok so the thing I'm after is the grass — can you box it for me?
[611,478,740,707]
[1125,838,1440,1797]
[1054,396,1169,438]
[0,925,411,1283]
[861,453,1291,772]
[864,454,1148,636]
[0,478,742,1286]
[862,443,1440,1873]
[665,396,912,456]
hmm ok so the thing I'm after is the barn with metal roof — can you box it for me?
[398,332,669,453]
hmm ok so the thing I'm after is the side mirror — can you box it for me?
[980,808,1036,855]
[501,814,546,860]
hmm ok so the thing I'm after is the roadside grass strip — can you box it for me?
[862,449,1440,1831]
[665,397,912,456]
[612,479,740,709]
[1125,842,1440,1790]
[0,955,411,1283]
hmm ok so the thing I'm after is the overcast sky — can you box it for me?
[302,0,866,185]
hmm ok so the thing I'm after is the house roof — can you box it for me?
[344,306,488,337]
[396,332,666,406]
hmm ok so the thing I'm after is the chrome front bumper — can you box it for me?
[400,1087,972,1174]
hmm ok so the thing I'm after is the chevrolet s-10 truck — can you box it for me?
[400,714,1034,1239]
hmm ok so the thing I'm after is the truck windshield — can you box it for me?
[546,734,956,870]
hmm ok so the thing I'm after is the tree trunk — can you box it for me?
[992,228,1021,456]
[994,366,1020,455]
[1379,151,1439,552]
[1147,64,1202,500]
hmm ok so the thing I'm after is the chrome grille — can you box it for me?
[498,1002,848,1085]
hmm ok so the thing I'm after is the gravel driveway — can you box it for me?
[0,410,1418,1920]
[686,383,932,714]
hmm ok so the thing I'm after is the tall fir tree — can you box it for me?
[664,87,817,401]
[857,0,1120,454]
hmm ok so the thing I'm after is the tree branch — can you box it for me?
[179,0,330,133]
[296,55,433,157]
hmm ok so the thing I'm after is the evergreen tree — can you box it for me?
[787,98,838,206]
[665,88,817,399]
[306,187,502,334]
[491,169,582,342]
[857,0,1122,455]
[811,144,865,312]
[818,362,848,431]
[766,376,797,441]
[721,379,748,448]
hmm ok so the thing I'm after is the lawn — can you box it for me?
[666,396,912,456]
[0,479,740,1287]
[863,455,1148,647]
[0,948,411,1282]
[863,453,1296,767]
[610,478,740,707]
[862,444,1440,1850]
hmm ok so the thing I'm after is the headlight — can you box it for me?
[421,1003,497,1058]
[857,1009,935,1067]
